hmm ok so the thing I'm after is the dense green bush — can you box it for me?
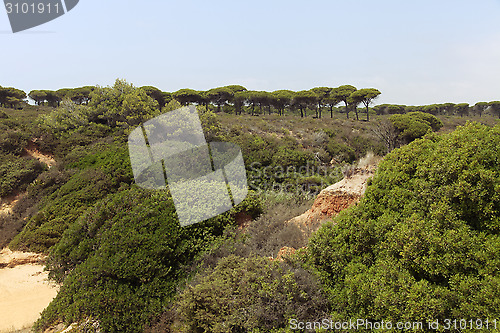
[349,135,385,157]
[232,133,279,168]
[309,122,500,330]
[0,167,72,248]
[38,101,93,135]
[37,80,160,146]
[271,146,315,169]
[146,196,323,332]
[0,130,28,155]
[324,129,384,164]
[389,111,443,144]
[88,79,159,127]
[14,167,70,217]
[35,187,262,333]
[9,143,133,252]
[326,140,356,163]
[172,255,328,333]
[0,155,44,197]
[199,108,225,142]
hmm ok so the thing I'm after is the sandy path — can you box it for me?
[24,141,56,168]
[0,249,59,333]
[0,193,25,216]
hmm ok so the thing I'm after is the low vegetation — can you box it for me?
[309,122,500,328]
[0,79,498,332]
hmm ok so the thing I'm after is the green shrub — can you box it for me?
[349,135,385,159]
[146,196,320,332]
[0,155,44,197]
[0,130,28,155]
[233,133,277,167]
[35,186,256,333]
[326,140,356,163]
[309,122,500,326]
[88,79,159,128]
[9,144,133,252]
[271,147,315,169]
[199,108,225,142]
[38,101,92,135]
[389,111,443,144]
[173,255,328,333]
[0,161,57,248]
[49,124,115,159]
[11,167,70,222]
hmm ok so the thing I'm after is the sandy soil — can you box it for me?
[0,193,25,216]
[0,249,59,333]
[24,141,56,168]
[288,153,381,228]
[1,140,55,216]
[0,141,58,332]
[321,170,373,196]
[289,169,375,227]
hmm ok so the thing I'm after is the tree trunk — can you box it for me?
[366,105,370,121]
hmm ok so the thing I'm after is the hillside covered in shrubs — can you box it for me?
[0,79,499,332]
[309,122,500,327]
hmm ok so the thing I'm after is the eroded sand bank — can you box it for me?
[0,248,59,333]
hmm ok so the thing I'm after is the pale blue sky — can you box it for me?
[1,0,500,105]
